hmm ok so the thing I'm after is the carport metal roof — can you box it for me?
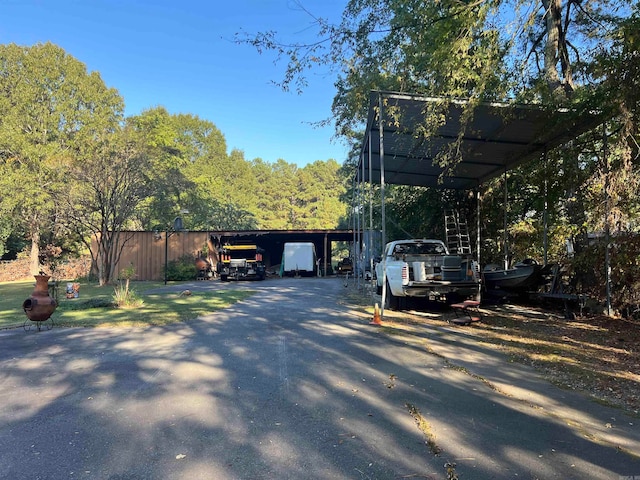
[357,91,605,190]
[354,91,609,310]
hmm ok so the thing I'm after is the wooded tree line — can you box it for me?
[239,0,640,315]
[0,42,348,285]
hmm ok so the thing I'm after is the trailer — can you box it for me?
[281,242,317,277]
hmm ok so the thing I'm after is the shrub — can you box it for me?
[62,298,114,310]
[165,254,198,281]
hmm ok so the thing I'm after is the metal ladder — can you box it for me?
[444,209,472,255]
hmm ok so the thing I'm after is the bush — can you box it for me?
[165,254,198,281]
[62,298,115,310]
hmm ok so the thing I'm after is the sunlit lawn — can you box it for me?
[0,280,254,328]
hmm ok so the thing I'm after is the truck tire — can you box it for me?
[384,282,400,310]
[220,275,229,282]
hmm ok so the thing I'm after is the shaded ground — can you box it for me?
[358,290,640,416]
[3,277,640,480]
[474,305,640,414]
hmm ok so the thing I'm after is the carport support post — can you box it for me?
[361,146,368,283]
[368,134,374,278]
[477,188,481,276]
[503,169,509,270]
[323,233,328,277]
[379,92,388,316]
[356,171,362,289]
[543,148,549,265]
[604,123,612,316]
[352,176,357,284]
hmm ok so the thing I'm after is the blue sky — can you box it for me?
[0,0,350,166]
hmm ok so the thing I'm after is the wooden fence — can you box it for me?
[109,231,211,281]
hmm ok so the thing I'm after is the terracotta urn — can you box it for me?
[22,274,58,322]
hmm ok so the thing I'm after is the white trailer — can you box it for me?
[281,242,317,277]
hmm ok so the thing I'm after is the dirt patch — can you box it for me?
[473,304,640,414]
[345,285,640,416]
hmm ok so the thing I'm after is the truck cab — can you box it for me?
[217,244,266,281]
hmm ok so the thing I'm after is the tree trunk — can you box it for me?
[542,0,562,94]
[541,0,574,97]
[30,229,40,275]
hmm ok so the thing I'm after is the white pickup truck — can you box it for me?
[375,239,480,309]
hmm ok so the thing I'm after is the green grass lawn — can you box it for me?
[0,280,255,328]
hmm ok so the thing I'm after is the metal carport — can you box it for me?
[354,90,608,312]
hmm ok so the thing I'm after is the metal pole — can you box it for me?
[543,148,549,265]
[368,133,374,278]
[323,233,328,277]
[503,169,509,270]
[164,228,168,285]
[356,170,361,289]
[360,150,369,286]
[352,177,357,285]
[379,93,388,314]
[477,188,482,301]
[477,189,481,266]
[604,123,612,316]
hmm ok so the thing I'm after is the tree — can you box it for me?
[127,108,261,231]
[126,107,196,230]
[295,159,347,228]
[60,128,152,285]
[248,157,348,230]
[0,42,123,273]
[238,0,630,123]
[186,145,259,227]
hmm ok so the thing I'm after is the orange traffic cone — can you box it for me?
[370,303,382,325]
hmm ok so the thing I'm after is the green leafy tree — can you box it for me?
[238,0,630,122]
[186,146,259,228]
[128,108,260,231]
[296,159,347,229]
[127,107,195,230]
[249,157,348,230]
[186,194,258,231]
[0,42,123,273]
[251,159,297,229]
[60,128,152,285]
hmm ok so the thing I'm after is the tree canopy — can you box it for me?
[0,42,124,274]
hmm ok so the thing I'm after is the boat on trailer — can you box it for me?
[482,259,543,293]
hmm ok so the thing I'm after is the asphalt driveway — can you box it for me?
[1,277,639,479]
